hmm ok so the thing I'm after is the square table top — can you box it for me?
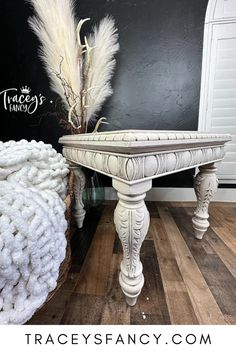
[59,130,231,184]
[59,130,231,154]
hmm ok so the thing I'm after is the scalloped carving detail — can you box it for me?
[63,146,225,182]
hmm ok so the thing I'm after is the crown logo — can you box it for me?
[20,86,31,94]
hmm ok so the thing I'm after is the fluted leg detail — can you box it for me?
[192,163,218,240]
[73,166,86,229]
[113,180,152,306]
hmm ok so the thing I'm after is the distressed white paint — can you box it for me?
[192,163,219,239]
[59,129,231,305]
[113,179,151,306]
[70,165,86,229]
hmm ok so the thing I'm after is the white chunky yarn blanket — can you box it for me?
[0,140,69,324]
[0,140,69,199]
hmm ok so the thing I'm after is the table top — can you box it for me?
[59,130,231,183]
[59,130,231,154]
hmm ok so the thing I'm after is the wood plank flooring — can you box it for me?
[28,202,236,325]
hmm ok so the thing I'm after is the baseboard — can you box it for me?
[105,187,236,202]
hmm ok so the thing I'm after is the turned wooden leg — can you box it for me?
[72,166,86,229]
[113,179,152,306]
[192,163,218,240]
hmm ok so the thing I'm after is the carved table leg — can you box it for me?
[72,166,86,229]
[192,163,218,240]
[113,179,152,306]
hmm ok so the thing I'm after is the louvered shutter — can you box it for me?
[198,0,236,182]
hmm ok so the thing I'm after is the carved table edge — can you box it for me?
[62,145,225,185]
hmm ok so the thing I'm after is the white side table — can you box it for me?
[59,130,231,306]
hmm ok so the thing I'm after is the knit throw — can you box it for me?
[0,140,69,324]
[0,140,68,199]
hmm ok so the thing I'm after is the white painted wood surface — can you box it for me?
[71,165,86,229]
[210,0,236,21]
[59,129,231,305]
[199,0,236,183]
[192,163,219,239]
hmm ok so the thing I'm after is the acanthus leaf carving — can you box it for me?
[112,182,151,306]
[192,164,218,239]
[73,166,86,229]
[114,204,149,277]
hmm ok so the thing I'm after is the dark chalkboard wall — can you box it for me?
[0,0,209,187]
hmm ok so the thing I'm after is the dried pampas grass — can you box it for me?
[28,0,82,124]
[27,0,119,133]
[85,16,119,121]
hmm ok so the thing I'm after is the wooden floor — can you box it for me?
[28,201,236,325]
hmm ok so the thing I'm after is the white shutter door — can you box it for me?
[203,22,236,182]
[214,0,236,20]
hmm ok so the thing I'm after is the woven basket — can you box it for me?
[39,171,74,306]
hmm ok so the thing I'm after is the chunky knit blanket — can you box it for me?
[0,140,69,324]
[0,140,68,199]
